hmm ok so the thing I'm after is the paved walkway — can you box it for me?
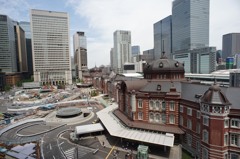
[95,134,182,159]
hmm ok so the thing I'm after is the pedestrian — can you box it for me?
[103,141,105,148]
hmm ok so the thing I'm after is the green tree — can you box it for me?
[4,84,11,91]
[16,81,22,87]
[91,90,98,97]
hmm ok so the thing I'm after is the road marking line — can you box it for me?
[53,155,55,159]
[105,145,115,159]
[105,139,119,159]
[49,143,52,150]
[59,141,64,145]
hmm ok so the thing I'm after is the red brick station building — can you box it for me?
[93,55,240,159]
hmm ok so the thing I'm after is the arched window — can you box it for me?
[149,113,154,122]
[156,101,160,110]
[161,114,166,124]
[149,100,154,110]
[155,114,160,122]
[162,101,166,111]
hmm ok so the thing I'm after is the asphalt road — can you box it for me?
[1,88,111,158]
[0,121,45,145]
[42,126,67,159]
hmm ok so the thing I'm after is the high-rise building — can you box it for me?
[19,21,31,39]
[143,49,154,63]
[131,45,140,57]
[236,54,240,69]
[172,0,209,52]
[113,30,132,73]
[222,33,240,60]
[110,48,114,70]
[19,21,33,76]
[14,24,28,73]
[173,47,216,74]
[154,15,172,59]
[216,50,222,64]
[30,9,72,85]
[73,31,87,80]
[230,70,240,87]
[0,15,17,73]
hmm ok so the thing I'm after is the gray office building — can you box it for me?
[154,15,172,59]
[222,33,240,60]
[73,31,88,79]
[19,21,33,76]
[173,47,216,74]
[172,0,209,52]
[110,48,114,70]
[131,45,140,57]
[14,24,28,73]
[19,21,31,39]
[143,49,154,63]
[0,15,17,73]
[230,71,240,87]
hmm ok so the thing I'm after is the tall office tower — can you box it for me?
[143,49,154,63]
[113,30,132,73]
[19,21,31,39]
[14,24,28,72]
[236,54,240,69]
[216,50,222,64]
[110,48,114,70]
[73,31,87,80]
[154,15,172,59]
[30,9,72,85]
[0,15,17,73]
[131,45,140,57]
[172,0,209,52]
[222,33,240,61]
[19,21,33,76]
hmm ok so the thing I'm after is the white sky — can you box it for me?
[1,0,240,68]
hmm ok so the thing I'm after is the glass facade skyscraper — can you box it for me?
[154,15,172,59]
[0,15,17,73]
[131,45,140,57]
[172,0,209,52]
[19,21,33,76]
[173,47,216,73]
[222,33,240,61]
[19,21,31,39]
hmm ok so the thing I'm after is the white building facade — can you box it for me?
[30,9,72,85]
[113,30,132,73]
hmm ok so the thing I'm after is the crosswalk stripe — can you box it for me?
[63,146,93,159]
[64,147,75,158]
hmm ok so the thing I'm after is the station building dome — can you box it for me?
[143,54,185,80]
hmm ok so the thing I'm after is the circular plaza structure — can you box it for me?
[56,107,82,118]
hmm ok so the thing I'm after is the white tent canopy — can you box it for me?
[75,123,104,135]
[97,104,175,147]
